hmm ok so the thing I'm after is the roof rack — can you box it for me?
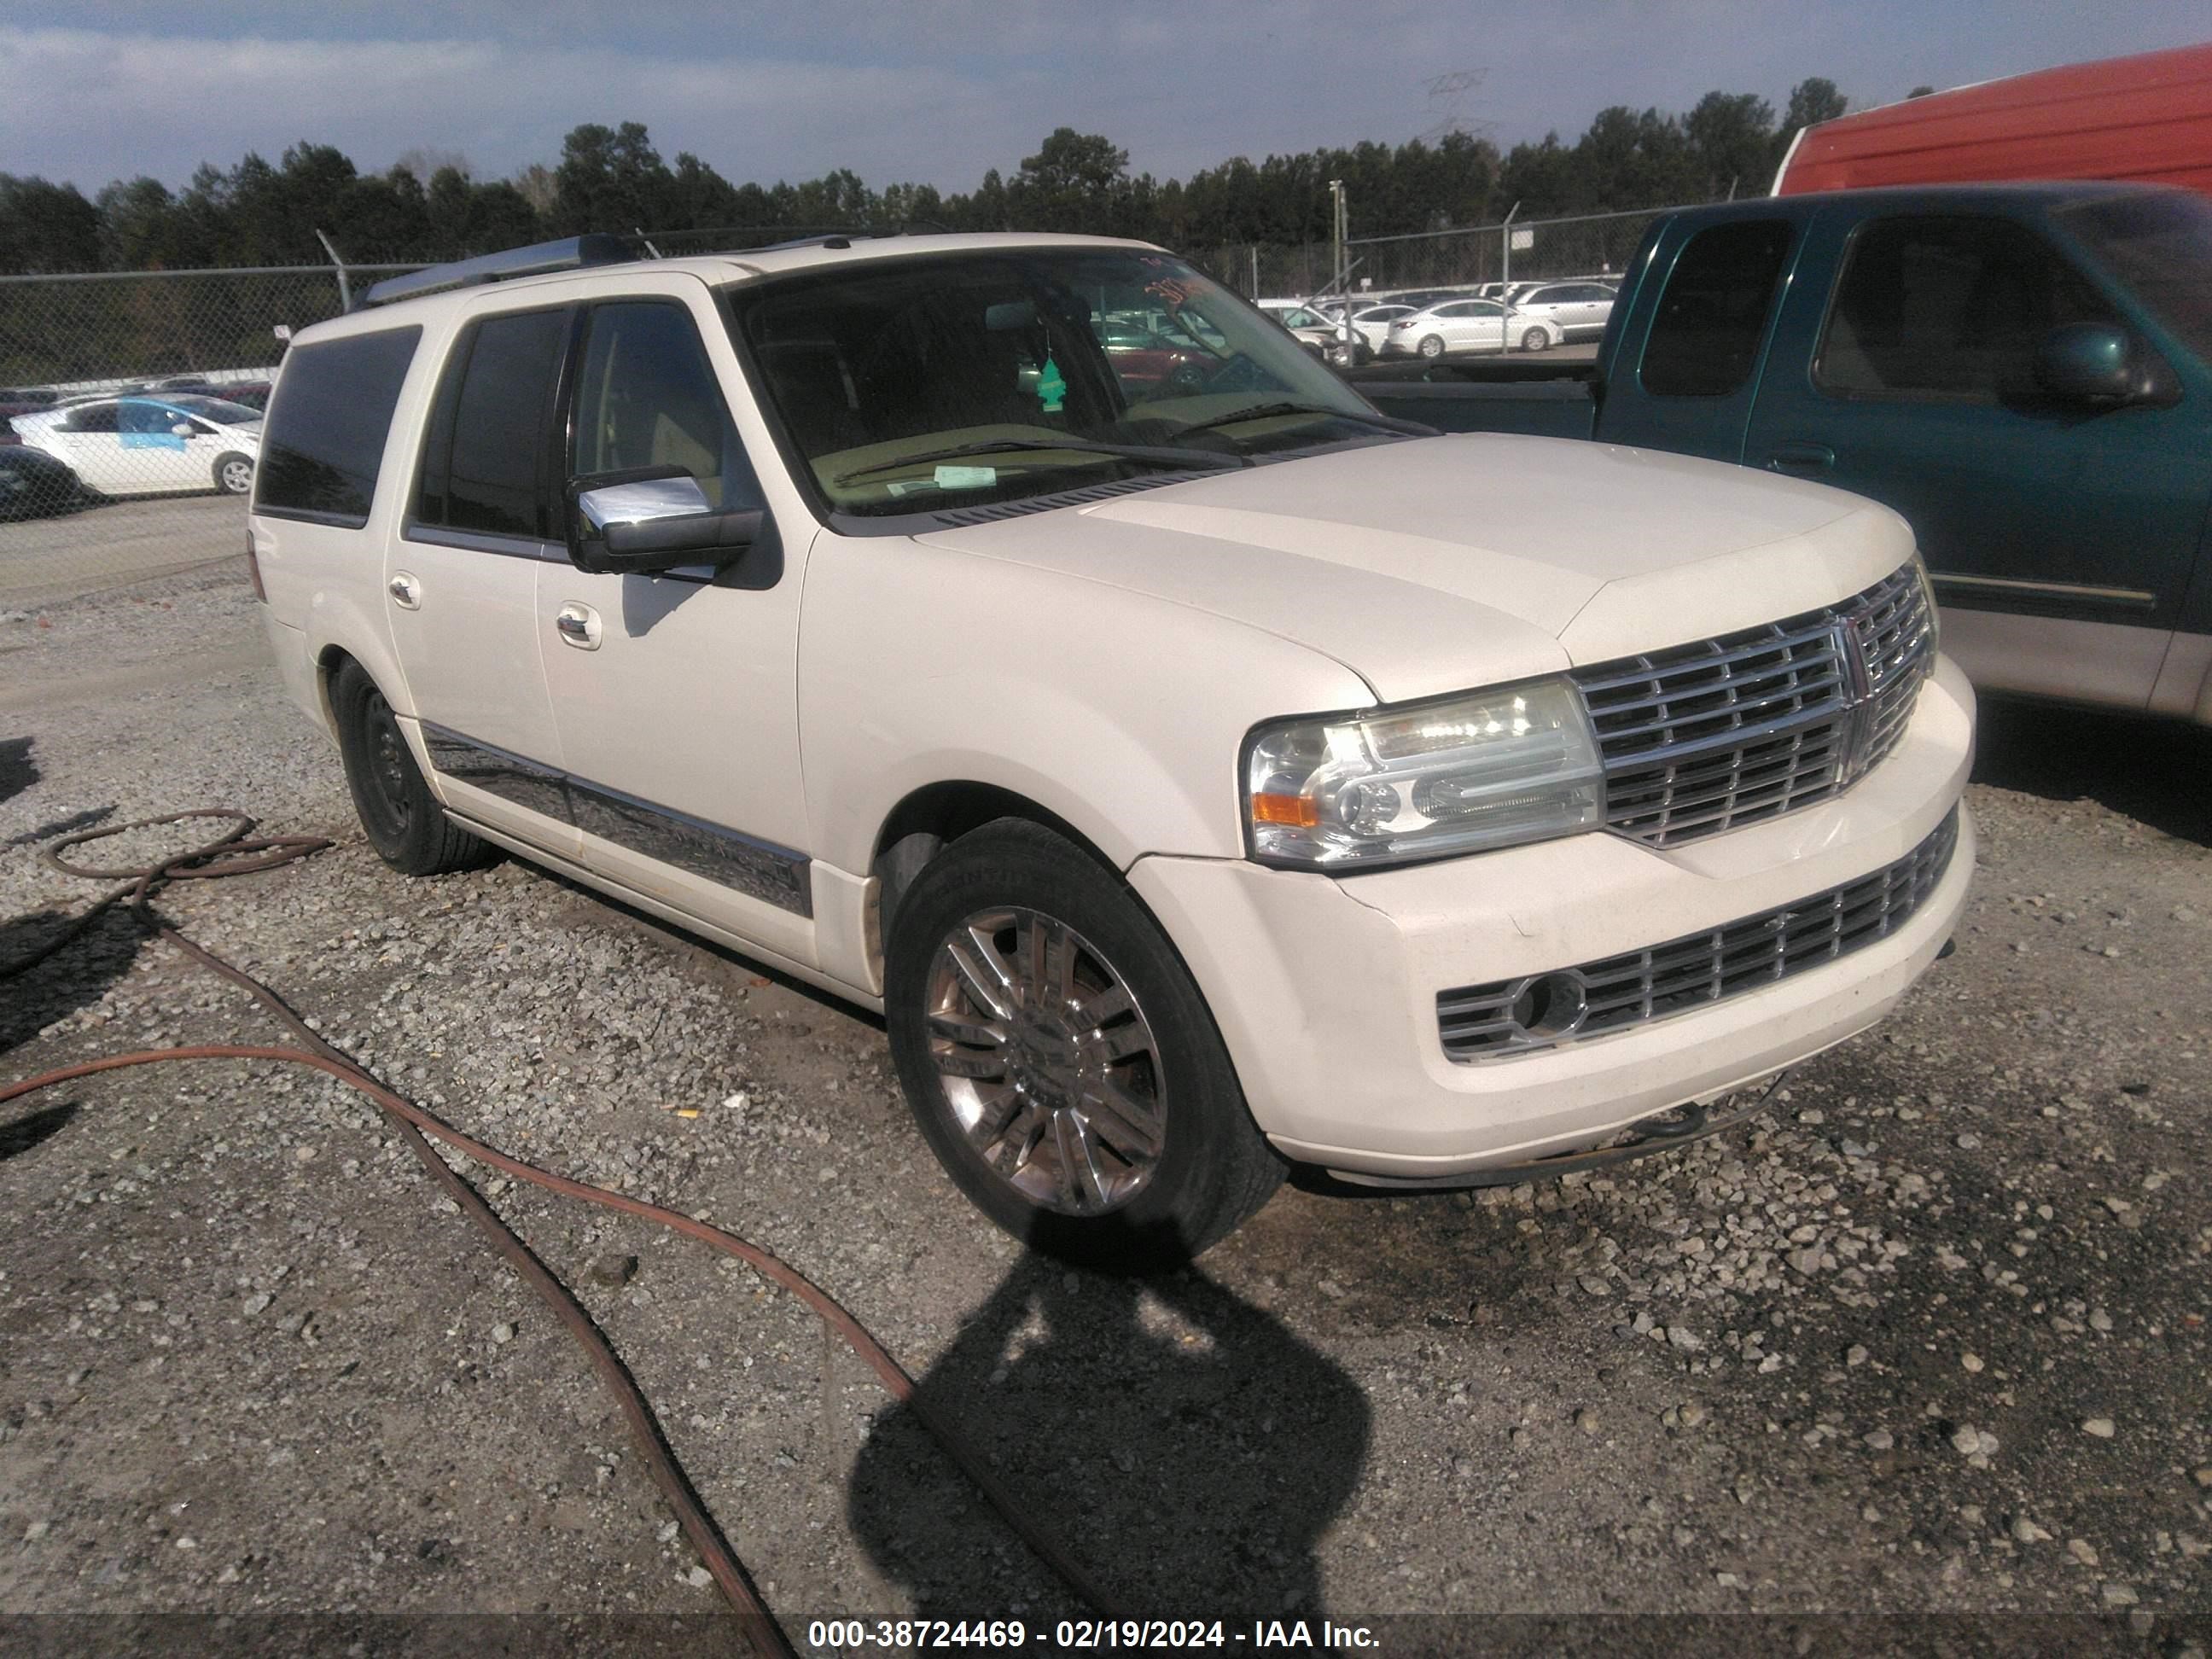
[356,235,639,310]
[716,223,953,258]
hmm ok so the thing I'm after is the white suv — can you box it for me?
[249,231,1976,1264]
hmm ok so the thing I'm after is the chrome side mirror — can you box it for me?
[576,473,713,530]
[566,467,762,577]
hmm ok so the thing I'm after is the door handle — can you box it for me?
[555,602,602,650]
[387,572,421,610]
[1764,441,1836,472]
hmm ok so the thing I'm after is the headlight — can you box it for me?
[1243,678,1607,870]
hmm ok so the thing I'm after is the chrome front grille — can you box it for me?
[1571,564,1935,848]
[1437,806,1959,1062]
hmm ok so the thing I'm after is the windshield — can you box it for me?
[2054,190,2212,365]
[726,248,1384,519]
[163,394,260,424]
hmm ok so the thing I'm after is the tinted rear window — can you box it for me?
[416,308,566,538]
[1640,221,1794,398]
[257,327,421,526]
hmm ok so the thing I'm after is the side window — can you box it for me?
[1814,215,2118,402]
[570,301,762,512]
[259,326,422,525]
[1640,220,1795,398]
[416,307,568,538]
[66,404,119,433]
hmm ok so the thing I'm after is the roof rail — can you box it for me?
[356,235,638,310]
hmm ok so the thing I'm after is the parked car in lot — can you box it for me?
[1348,303,1418,355]
[0,441,84,518]
[215,380,273,412]
[1382,297,1515,358]
[12,393,261,498]
[1261,303,1342,358]
[1500,281,1617,343]
[253,231,1972,1263]
[1356,182,2212,725]
[1095,317,1231,395]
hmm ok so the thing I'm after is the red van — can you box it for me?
[1773,41,2212,198]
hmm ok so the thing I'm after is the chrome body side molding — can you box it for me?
[418,720,812,917]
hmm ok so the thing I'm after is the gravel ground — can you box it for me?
[0,496,245,606]
[1,570,2209,1645]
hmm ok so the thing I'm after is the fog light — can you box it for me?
[1508,971,1586,1040]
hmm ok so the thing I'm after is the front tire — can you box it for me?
[213,452,253,495]
[884,819,1284,1268]
[1520,327,1551,352]
[330,661,493,876]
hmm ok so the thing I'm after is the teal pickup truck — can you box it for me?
[1353,183,2212,724]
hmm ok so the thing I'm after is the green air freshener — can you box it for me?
[1037,356,1068,413]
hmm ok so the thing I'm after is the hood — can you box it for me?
[917,433,1918,703]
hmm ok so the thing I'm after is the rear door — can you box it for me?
[386,302,578,856]
[1563,283,1616,338]
[1743,205,2210,708]
[52,402,128,492]
[1436,301,1501,352]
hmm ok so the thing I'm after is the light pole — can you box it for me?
[1328,178,1355,367]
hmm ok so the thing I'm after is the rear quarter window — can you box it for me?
[1639,221,1795,398]
[257,327,422,527]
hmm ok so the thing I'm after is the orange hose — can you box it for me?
[3,811,1126,1642]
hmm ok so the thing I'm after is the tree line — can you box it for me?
[0,79,1850,275]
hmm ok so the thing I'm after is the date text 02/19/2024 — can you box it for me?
[804,1620,1382,1649]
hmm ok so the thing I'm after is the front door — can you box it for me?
[385,303,578,858]
[537,284,818,966]
[117,400,205,491]
[1743,206,2212,709]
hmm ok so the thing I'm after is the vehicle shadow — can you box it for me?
[1970,696,2212,846]
[846,1232,1371,1620]
[0,901,146,1055]
[0,735,37,809]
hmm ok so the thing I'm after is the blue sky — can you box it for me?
[4,1,2206,197]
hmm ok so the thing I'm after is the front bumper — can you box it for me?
[1129,655,1976,1181]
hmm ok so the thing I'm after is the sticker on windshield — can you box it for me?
[1036,356,1067,413]
[933,465,998,490]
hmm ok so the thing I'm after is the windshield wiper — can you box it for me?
[835,436,1249,486]
[1174,401,1438,438]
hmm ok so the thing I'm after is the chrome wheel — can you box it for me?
[218,456,253,494]
[923,906,1166,1215]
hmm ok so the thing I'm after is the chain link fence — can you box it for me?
[1190,205,1684,305]
[0,264,423,603]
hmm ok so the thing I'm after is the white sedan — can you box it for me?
[1380,298,1515,358]
[15,394,261,498]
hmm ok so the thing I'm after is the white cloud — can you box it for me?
[7,3,2211,207]
[0,25,1010,193]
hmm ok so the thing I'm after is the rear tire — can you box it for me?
[884,819,1284,1269]
[330,661,494,876]
[213,452,253,495]
[1417,333,1446,360]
